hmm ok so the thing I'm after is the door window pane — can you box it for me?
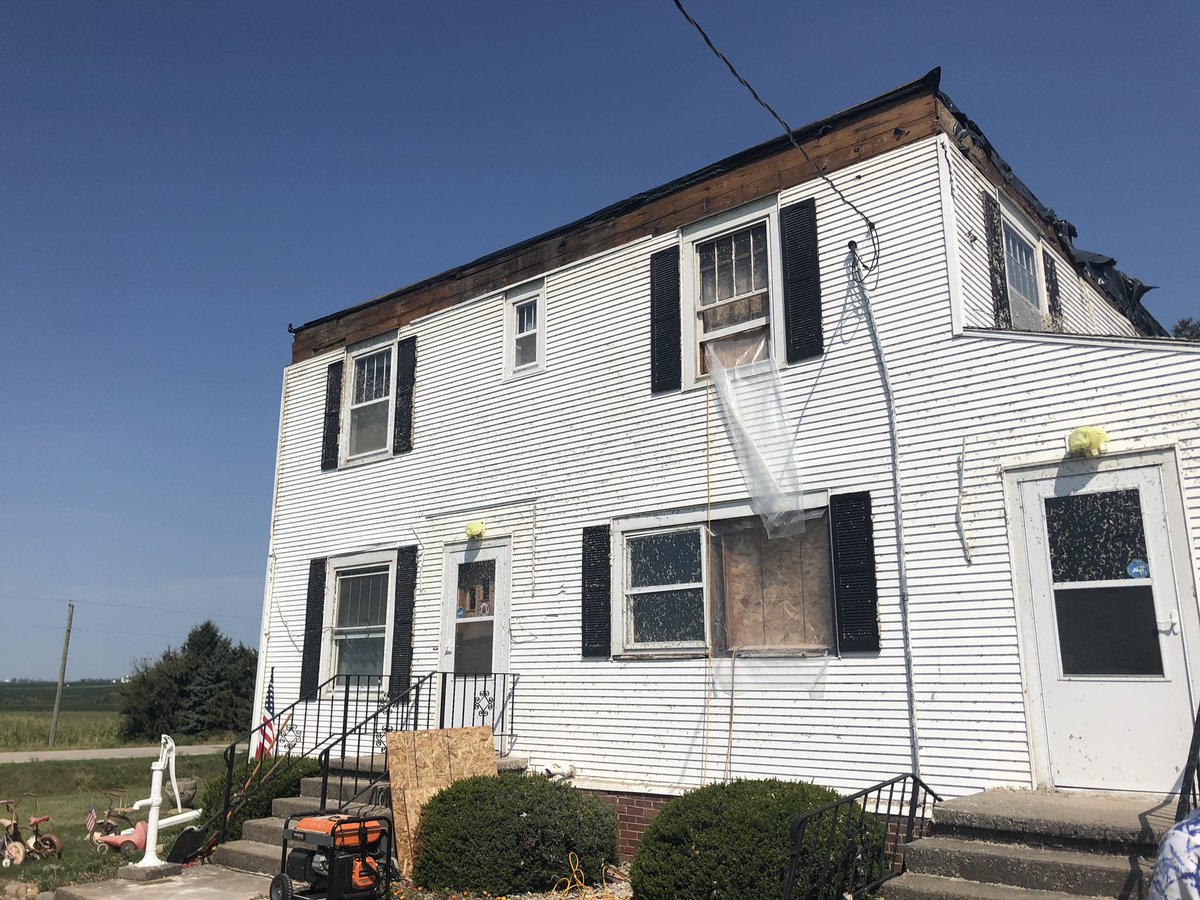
[1054,585,1163,676]
[457,560,496,618]
[454,620,493,674]
[1044,489,1148,583]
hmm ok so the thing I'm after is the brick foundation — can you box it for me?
[579,788,673,861]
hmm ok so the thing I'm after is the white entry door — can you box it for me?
[439,540,510,732]
[1018,460,1195,793]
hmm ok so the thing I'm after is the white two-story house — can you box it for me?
[252,68,1200,849]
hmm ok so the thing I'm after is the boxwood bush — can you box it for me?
[631,778,882,899]
[198,756,321,841]
[412,773,617,894]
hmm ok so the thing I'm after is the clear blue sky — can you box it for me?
[2,1,1196,679]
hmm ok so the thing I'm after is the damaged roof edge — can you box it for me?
[290,68,943,338]
[937,91,1167,337]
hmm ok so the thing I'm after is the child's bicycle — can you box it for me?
[21,794,62,860]
[0,799,26,867]
[90,788,135,850]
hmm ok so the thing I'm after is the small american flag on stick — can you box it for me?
[255,668,276,759]
[85,803,97,834]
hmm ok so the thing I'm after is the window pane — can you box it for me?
[700,325,769,374]
[629,530,701,587]
[711,513,833,650]
[1044,490,1147,583]
[699,292,768,333]
[514,334,538,368]
[1054,585,1163,676]
[1002,222,1039,308]
[716,235,733,301]
[337,567,389,627]
[457,560,496,618]
[335,634,384,681]
[454,620,493,674]
[630,589,705,644]
[699,243,716,306]
[349,400,389,455]
[751,223,768,291]
[516,299,537,334]
[354,350,391,404]
[733,228,752,295]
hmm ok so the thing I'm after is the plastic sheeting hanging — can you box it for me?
[705,338,805,538]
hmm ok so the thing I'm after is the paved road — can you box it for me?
[0,743,227,764]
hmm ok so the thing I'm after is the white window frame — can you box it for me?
[611,495,833,658]
[679,195,784,390]
[998,197,1048,332]
[340,333,397,466]
[320,549,396,692]
[503,279,546,379]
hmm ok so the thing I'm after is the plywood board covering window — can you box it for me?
[711,513,833,652]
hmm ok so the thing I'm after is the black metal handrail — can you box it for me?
[1176,703,1200,821]
[216,673,417,843]
[782,773,941,900]
[437,671,519,745]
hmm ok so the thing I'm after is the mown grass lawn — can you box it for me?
[0,753,227,893]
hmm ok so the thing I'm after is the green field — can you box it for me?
[0,753,228,892]
[0,682,125,752]
[0,680,122,713]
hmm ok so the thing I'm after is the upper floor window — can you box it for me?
[504,280,545,378]
[680,196,782,387]
[1002,219,1043,329]
[348,347,393,458]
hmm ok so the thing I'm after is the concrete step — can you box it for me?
[300,775,388,802]
[905,836,1149,898]
[212,838,281,877]
[931,790,1168,854]
[240,816,288,845]
[883,872,1112,900]
[271,794,390,819]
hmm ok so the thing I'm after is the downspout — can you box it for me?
[850,247,921,779]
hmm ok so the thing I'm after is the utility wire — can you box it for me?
[670,0,880,271]
[0,595,258,621]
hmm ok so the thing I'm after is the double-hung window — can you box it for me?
[347,345,393,458]
[680,196,782,387]
[1001,218,1044,331]
[504,280,545,377]
[330,562,390,687]
[618,509,834,655]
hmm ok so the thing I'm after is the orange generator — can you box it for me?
[269,813,393,900]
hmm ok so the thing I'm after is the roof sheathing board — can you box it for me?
[290,70,944,362]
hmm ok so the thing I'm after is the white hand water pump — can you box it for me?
[127,734,203,867]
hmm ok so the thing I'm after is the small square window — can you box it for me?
[504,280,545,377]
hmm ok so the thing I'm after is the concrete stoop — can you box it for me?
[883,789,1169,900]
[212,755,528,878]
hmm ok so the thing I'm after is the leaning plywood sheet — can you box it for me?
[387,726,497,875]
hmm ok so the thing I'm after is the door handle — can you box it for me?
[1157,610,1179,635]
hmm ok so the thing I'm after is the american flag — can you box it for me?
[85,803,97,834]
[255,668,276,758]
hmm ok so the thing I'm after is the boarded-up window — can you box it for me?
[710,514,833,652]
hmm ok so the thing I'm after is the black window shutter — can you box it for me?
[581,525,612,657]
[781,198,823,362]
[982,192,1012,329]
[389,545,418,699]
[393,337,417,455]
[1043,249,1062,329]
[321,361,344,471]
[830,492,880,654]
[649,246,681,393]
[299,558,327,697]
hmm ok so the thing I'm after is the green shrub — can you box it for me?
[412,773,618,894]
[198,756,321,841]
[631,778,881,900]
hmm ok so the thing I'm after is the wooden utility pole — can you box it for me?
[48,602,74,748]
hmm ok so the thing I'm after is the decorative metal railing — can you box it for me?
[216,673,428,843]
[1176,703,1200,821]
[782,773,941,900]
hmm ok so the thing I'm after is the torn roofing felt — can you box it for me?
[938,92,1166,337]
